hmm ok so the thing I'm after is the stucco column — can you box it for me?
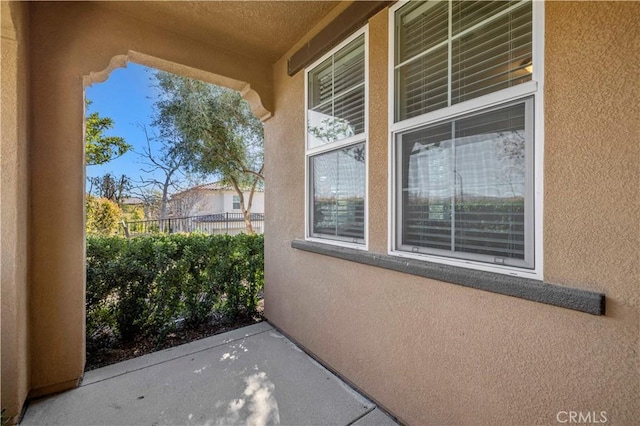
[28,12,87,396]
[1,1,32,420]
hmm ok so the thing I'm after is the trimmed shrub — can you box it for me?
[86,234,264,343]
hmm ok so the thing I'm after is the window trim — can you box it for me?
[394,98,535,269]
[305,26,369,250]
[387,0,544,279]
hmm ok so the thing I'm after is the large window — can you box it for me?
[391,0,542,275]
[306,29,367,247]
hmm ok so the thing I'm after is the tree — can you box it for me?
[169,187,206,218]
[85,100,132,165]
[127,188,163,221]
[87,173,132,204]
[134,124,188,227]
[153,72,264,233]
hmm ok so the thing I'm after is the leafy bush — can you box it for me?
[86,195,124,236]
[122,204,145,233]
[86,234,264,343]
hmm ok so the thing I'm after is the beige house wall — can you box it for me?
[193,191,224,216]
[1,2,31,421]
[222,190,265,214]
[265,3,639,425]
[174,190,224,217]
[202,190,265,215]
[173,190,265,217]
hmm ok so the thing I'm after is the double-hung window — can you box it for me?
[306,29,368,247]
[390,0,542,276]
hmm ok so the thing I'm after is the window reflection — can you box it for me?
[311,144,366,241]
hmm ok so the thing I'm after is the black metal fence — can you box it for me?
[121,213,264,237]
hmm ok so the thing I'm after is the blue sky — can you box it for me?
[85,62,162,183]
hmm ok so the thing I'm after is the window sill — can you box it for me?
[306,237,367,251]
[291,239,605,315]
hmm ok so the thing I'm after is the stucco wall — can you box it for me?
[264,3,639,424]
[26,1,275,397]
[223,191,265,214]
[184,191,265,216]
[186,191,223,216]
[1,2,31,421]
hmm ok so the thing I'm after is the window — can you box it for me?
[390,0,542,276]
[232,195,241,210]
[306,29,368,247]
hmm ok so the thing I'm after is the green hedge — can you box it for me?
[86,233,264,343]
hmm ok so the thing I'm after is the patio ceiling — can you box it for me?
[93,1,340,64]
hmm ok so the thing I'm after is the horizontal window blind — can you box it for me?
[309,58,333,108]
[308,35,365,149]
[334,86,366,136]
[306,29,367,246]
[397,1,448,64]
[395,0,532,122]
[334,39,365,95]
[452,4,532,104]
[399,101,529,265]
[452,1,520,35]
[311,144,366,242]
[398,45,449,119]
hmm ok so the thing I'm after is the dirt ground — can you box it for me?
[86,300,264,371]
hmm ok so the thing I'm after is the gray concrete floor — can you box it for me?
[21,322,397,426]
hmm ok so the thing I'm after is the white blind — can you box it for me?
[308,35,365,149]
[400,102,528,263]
[311,143,366,242]
[395,0,532,122]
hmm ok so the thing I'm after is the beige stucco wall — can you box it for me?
[1,2,31,421]
[26,1,276,399]
[223,191,265,214]
[179,190,224,216]
[180,190,265,216]
[265,3,639,425]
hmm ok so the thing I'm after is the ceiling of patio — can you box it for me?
[94,1,340,64]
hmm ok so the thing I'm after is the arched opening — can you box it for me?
[27,7,278,398]
[83,52,272,121]
[83,55,269,370]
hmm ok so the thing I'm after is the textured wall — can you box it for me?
[265,3,639,424]
[544,2,639,297]
[1,2,31,421]
[367,14,389,254]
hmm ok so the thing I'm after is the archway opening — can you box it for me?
[84,59,267,370]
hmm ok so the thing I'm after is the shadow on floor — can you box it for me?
[22,322,397,426]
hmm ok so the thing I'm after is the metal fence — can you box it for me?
[121,213,264,237]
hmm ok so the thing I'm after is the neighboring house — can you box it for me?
[2,1,638,425]
[168,182,265,218]
[121,196,157,221]
[120,196,145,207]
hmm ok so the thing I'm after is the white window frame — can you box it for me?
[305,27,369,250]
[388,0,544,279]
[232,195,241,210]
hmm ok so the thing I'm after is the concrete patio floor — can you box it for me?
[21,322,397,426]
